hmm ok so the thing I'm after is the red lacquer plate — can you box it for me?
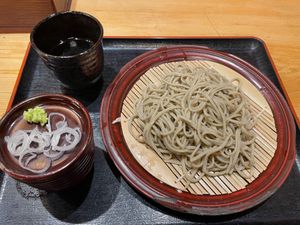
[100,46,296,215]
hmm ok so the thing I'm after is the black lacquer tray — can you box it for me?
[1,38,299,225]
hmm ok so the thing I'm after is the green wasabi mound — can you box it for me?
[23,106,48,126]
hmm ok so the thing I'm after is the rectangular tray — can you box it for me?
[1,38,299,224]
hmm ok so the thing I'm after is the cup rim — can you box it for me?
[30,11,104,59]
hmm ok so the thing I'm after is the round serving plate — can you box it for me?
[100,46,296,215]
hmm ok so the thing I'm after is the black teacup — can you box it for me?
[30,11,104,89]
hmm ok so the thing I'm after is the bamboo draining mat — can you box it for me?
[121,60,277,195]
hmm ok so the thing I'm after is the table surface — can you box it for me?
[0,0,299,127]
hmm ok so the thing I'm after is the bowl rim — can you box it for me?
[100,45,296,215]
[0,93,93,181]
[30,10,104,59]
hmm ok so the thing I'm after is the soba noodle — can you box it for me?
[128,63,256,186]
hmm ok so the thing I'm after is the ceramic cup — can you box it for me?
[30,11,104,89]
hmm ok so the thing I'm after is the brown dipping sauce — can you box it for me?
[7,105,84,173]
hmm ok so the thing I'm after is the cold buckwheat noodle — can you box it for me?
[128,63,256,187]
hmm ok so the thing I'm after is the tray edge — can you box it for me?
[5,43,31,113]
